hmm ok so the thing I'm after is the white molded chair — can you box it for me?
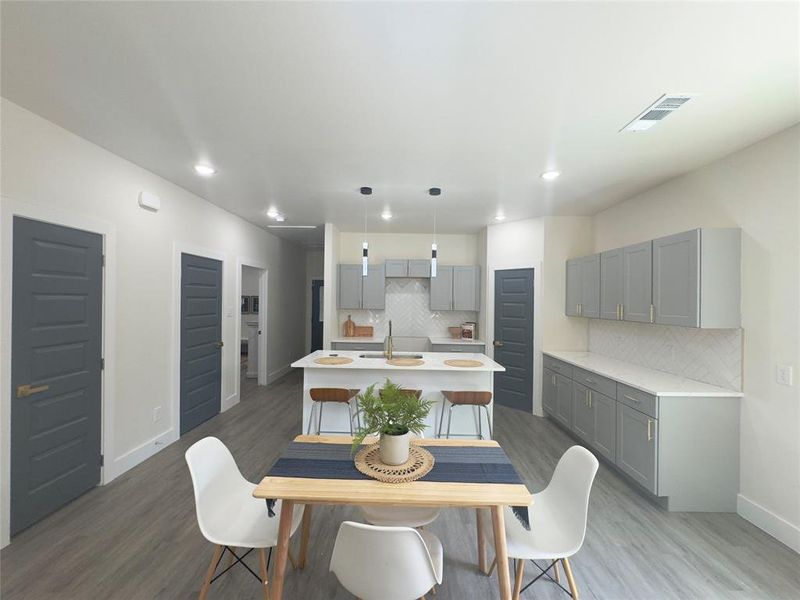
[185,437,304,600]
[330,521,443,600]
[485,446,599,600]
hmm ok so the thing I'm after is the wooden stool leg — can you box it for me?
[513,559,525,600]
[199,545,223,600]
[259,548,270,600]
[561,557,579,600]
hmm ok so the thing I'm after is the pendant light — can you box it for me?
[360,187,372,276]
[429,187,441,277]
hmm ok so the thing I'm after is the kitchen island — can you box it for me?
[291,350,505,438]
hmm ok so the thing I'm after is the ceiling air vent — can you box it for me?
[621,93,695,132]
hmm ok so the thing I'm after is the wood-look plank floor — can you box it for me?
[2,371,799,599]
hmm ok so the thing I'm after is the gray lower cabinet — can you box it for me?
[331,341,384,351]
[430,343,485,353]
[337,264,385,309]
[616,403,658,494]
[600,248,623,320]
[542,369,557,415]
[571,382,595,442]
[554,373,572,429]
[592,391,616,462]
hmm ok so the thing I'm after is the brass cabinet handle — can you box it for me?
[16,384,50,398]
[589,390,593,408]
[624,394,640,403]
[552,374,556,386]
[585,389,589,406]
[620,304,624,320]
[649,304,655,323]
[647,419,654,441]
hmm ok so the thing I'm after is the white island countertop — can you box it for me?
[544,350,743,398]
[292,350,505,372]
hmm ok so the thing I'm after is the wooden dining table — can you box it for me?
[253,434,533,600]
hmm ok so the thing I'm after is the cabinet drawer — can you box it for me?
[617,383,658,418]
[543,355,573,379]
[331,342,384,351]
[572,367,616,398]
[431,343,485,353]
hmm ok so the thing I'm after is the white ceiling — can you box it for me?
[2,2,798,245]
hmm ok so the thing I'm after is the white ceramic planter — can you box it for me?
[380,431,411,465]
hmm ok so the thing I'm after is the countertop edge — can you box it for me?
[543,351,744,398]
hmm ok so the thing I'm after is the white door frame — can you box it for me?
[170,243,227,434]
[0,198,118,548]
[235,257,268,401]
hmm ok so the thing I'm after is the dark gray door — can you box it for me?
[11,217,103,535]
[180,253,222,435]
[311,279,323,352]
[493,269,534,412]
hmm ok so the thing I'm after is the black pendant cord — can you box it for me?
[518,559,574,597]
[209,546,266,584]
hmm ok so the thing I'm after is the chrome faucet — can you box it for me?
[384,320,393,360]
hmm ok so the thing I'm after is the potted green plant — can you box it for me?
[352,379,434,465]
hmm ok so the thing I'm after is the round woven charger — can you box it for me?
[444,358,483,368]
[387,358,425,367]
[314,356,353,365]
[354,443,435,483]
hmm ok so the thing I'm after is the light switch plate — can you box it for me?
[776,364,794,386]
[225,306,234,318]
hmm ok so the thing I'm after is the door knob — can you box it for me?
[493,340,504,347]
[216,341,224,349]
[16,384,50,398]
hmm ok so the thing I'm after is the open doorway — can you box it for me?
[239,264,267,398]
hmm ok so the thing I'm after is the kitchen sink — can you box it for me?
[359,353,424,359]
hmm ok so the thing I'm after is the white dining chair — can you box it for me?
[185,437,304,600]
[484,445,599,600]
[330,521,443,600]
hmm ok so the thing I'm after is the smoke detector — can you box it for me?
[621,94,695,132]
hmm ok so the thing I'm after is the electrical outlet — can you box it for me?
[153,406,162,422]
[776,365,794,387]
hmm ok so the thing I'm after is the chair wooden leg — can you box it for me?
[561,557,579,600]
[553,560,560,583]
[513,558,525,600]
[227,546,236,569]
[259,548,270,600]
[488,556,497,576]
[288,547,298,570]
[199,545,223,600]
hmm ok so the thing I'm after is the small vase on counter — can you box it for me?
[343,315,355,337]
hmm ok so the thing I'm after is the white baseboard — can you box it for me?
[737,494,800,554]
[108,429,177,483]
[267,364,292,384]
[222,392,238,412]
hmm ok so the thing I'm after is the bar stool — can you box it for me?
[437,391,493,440]
[307,388,361,435]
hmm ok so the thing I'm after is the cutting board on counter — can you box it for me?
[353,325,374,337]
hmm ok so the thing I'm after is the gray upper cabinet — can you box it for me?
[361,264,386,309]
[453,266,480,311]
[600,248,623,320]
[565,259,581,317]
[337,264,385,309]
[653,230,698,327]
[338,265,363,309]
[622,241,653,323]
[429,266,454,310]
[616,403,658,494]
[384,260,409,278]
[566,255,599,317]
[408,260,431,278]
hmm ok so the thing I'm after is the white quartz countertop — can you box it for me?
[428,337,486,345]
[543,351,743,398]
[331,336,384,344]
[292,350,505,372]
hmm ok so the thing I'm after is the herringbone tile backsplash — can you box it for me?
[588,320,743,391]
[338,279,478,339]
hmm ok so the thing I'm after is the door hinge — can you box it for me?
[99,454,104,467]
[100,358,105,370]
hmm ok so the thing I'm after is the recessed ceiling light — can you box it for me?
[267,225,317,229]
[541,170,560,181]
[194,163,216,176]
[267,208,280,218]
[381,211,392,221]
[494,214,506,221]
[274,214,285,222]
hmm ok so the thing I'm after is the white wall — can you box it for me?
[322,223,340,349]
[0,99,307,546]
[338,232,479,264]
[304,249,324,353]
[592,124,800,552]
